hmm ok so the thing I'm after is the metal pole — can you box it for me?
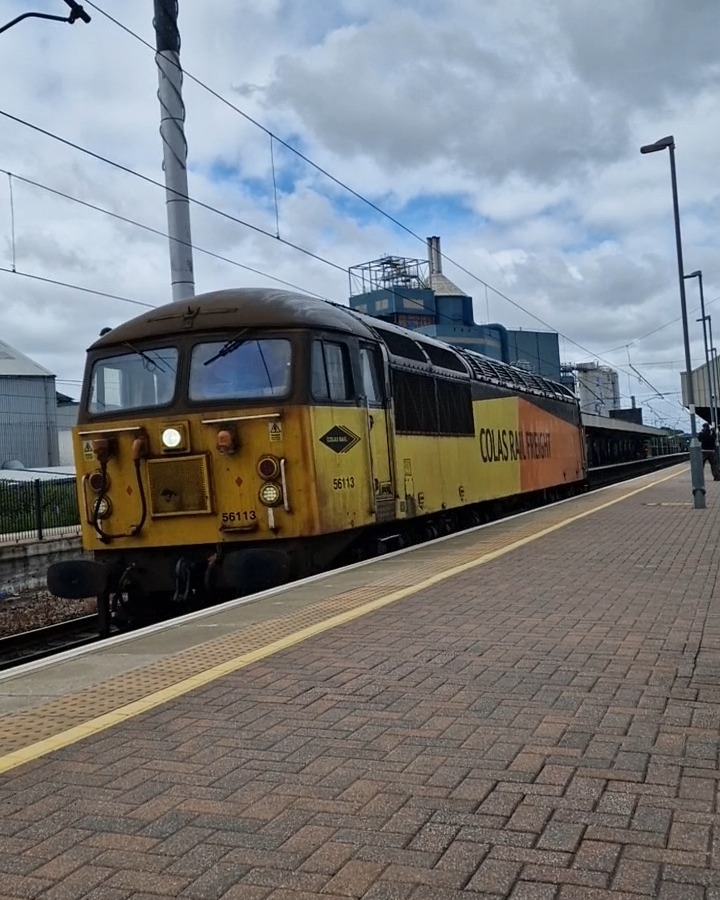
[698,314,720,479]
[697,275,718,441]
[667,143,705,507]
[709,316,720,458]
[687,274,713,428]
[154,0,195,302]
[685,269,720,480]
[33,479,44,541]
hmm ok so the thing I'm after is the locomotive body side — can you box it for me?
[390,381,585,518]
[49,288,586,618]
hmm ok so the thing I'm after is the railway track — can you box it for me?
[586,453,688,489]
[0,615,100,671]
[0,455,686,671]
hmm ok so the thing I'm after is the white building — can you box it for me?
[0,339,61,468]
[574,362,620,417]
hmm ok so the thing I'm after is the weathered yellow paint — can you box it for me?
[309,406,375,532]
[74,386,584,555]
[366,407,394,505]
[473,397,523,498]
[387,394,588,518]
[74,406,319,550]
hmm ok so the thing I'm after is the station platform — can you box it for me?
[0,463,719,899]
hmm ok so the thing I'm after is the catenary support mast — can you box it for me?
[153,0,195,301]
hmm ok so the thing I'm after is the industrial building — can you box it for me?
[56,391,81,466]
[0,339,61,469]
[563,362,621,417]
[348,237,562,381]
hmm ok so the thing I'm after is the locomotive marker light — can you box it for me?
[92,496,112,520]
[640,135,705,508]
[257,455,281,480]
[132,433,149,460]
[88,470,106,493]
[215,429,236,455]
[258,482,283,507]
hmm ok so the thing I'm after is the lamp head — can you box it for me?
[64,1,91,24]
[640,135,675,154]
[685,270,702,279]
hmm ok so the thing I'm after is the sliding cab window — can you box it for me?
[360,345,384,406]
[88,346,178,414]
[189,338,292,401]
[311,340,353,402]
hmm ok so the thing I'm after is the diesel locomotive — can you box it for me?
[49,288,587,619]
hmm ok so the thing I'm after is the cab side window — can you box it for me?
[360,346,384,406]
[311,340,353,402]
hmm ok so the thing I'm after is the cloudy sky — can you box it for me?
[0,0,718,429]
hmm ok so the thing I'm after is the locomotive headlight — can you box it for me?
[258,481,282,507]
[161,427,183,449]
[93,496,112,520]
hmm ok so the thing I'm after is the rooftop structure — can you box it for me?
[348,237,562,380]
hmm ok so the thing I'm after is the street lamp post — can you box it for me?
[0,1,90,35]
[683,269,718,474]
[641,135,705,508]
[708,316,720,445]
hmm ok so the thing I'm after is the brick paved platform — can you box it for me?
[2,465,720,899]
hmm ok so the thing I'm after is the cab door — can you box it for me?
[360,343,395,522]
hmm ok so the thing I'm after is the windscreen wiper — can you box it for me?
[203,329,248,366]
[122,341,169,373]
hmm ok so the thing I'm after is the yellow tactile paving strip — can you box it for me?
[0,467,682,772]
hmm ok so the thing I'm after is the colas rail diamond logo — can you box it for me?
[319,425,361,454]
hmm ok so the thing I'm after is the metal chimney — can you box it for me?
[154,0,195,301]
[427,236,442,275]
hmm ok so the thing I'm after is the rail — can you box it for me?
[587,452,689,488]
[0,615,99,671]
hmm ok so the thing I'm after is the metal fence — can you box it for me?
[0,477,80,543]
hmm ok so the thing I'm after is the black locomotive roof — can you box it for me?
[89,288,378,349]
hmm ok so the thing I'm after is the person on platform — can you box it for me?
[698,422,720,481]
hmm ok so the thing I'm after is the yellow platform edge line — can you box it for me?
[0,470,681,775]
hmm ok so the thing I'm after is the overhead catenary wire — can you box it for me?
[2,169,331,301]
[0,105,665,394]
[1,143,574,375]
[0,109,347,276]
[77,0,651,373]
[0,265,156,309]
[599,294,720,356]
[0,11,701,422]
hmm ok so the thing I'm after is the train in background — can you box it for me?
[47,288,681,622]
